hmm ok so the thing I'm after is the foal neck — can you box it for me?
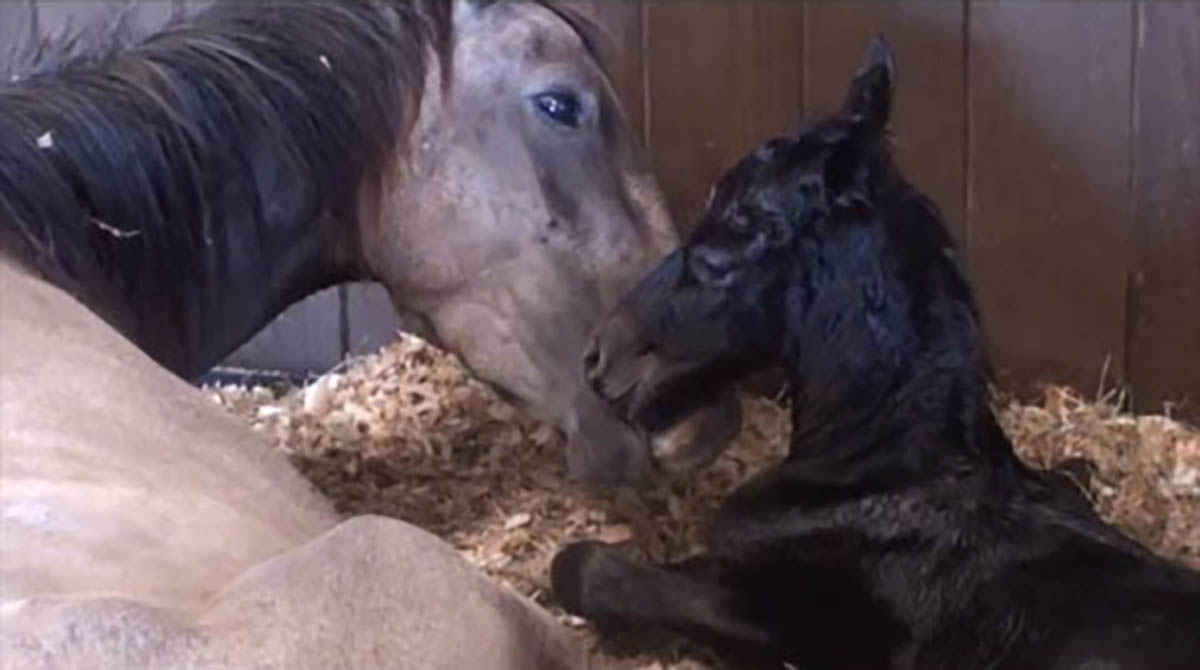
[779,206,1020,491]
[781,347,1014,489]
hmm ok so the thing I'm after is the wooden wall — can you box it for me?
[6,1,1198,418]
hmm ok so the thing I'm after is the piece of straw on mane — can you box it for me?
[208,333,1198,669]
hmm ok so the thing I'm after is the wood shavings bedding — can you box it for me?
[207,333,1199,669]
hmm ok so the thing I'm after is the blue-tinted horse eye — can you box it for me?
[534,92,581,128]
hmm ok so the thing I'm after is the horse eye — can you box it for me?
[533,91,581,128]
[689,247,740,287]
[724,207,756,234]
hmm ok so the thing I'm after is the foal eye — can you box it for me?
[689,247,740,286]
[725,208,756,234]
[533,91,582,128]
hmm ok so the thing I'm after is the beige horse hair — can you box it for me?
[0,1,693,666]
[0,255,589,669]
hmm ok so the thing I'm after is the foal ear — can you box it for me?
[842,34,896,133]
[821,35,894,197]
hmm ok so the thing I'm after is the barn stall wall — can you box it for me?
[6,1,1198,420]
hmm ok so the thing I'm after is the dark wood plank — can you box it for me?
[804,1,967,245]
[558,1,646,144]
[121,0,185,34]
[1128,2,1200,419]
[31,1,121,40]
[344,283,447,357]
[225,289,345,375]
[345,284,403,357]
[32,0,186,48]
[182,0,212,16]
[0,0,36,80]
[644,1,804,232]
[967,2,1134,397]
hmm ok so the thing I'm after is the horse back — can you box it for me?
[0,258,336,610]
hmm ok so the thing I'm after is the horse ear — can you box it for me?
[841,33,895,133]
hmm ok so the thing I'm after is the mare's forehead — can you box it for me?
[475,3,588,61]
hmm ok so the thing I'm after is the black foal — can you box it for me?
[552,36,1200,670]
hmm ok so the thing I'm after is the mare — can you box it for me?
[0,1,729,667]
[552,36,1200,670]
[0,0,741,486]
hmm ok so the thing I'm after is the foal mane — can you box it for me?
[0,0,453,356]
[857,127,999,388]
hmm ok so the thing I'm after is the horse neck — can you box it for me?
[0,96,361,381]
[784,357,1013,476]
[779,254,1020,491]
[0,2,440,378]
[3,182,354,381]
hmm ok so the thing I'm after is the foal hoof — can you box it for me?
[550,541,609,618]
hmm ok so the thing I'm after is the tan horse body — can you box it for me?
[0,2,696,667]
[0,258,585,668]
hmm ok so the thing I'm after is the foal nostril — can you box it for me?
[582,342,604,382]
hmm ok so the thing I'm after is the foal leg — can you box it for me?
[550,541,775,660]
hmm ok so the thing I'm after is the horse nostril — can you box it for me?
[582,342,604,381]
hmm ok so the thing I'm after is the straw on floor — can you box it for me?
[208,333,1199,669]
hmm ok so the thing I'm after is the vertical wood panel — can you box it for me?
[558,1,646,145]
[968,2,1134,396]
[1129,2,1200,417]
[183,0,213,16]
[32,1,121,39]
[28,1,183,57]
[346,284,404,357]
[804,2,967,246]
[0,0,36,81]
[645,1,804,231]
[225,289,345,374]
[122,0,186,33]
[344,283,447,356]
[32,0,188,33]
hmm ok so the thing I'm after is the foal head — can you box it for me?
[584,36,985,457]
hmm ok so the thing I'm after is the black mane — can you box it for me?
[0,1,452,374]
